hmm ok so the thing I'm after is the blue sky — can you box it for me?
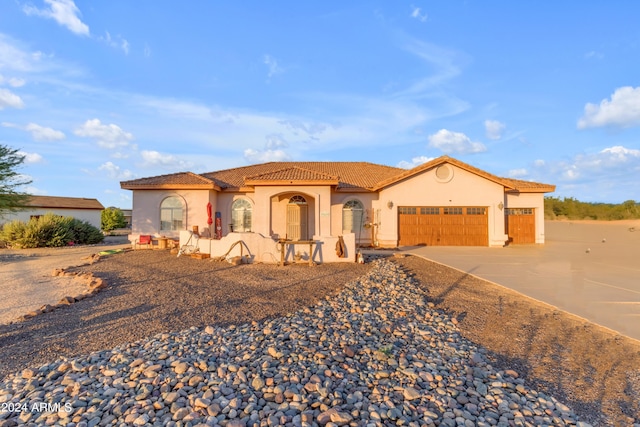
[1,1,639,208]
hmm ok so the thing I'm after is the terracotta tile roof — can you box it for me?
[120,157,555,193]
[121,172,218,189]
[501,177,556,192]
[23,195,104,210]
[245,166,339,184]
[201,162,403,190]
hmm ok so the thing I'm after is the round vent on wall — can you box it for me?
[435,164,453,182]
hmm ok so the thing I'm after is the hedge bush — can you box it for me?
[0,213,104,248]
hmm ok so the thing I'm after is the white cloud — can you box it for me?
[9,77,26,87]
[244,148,291,163]
[428,129,486,154]
[563,166,579,180]
[98,161,134,180]
[144,43,151,58]
[26,123,66,141]
[410,6,428,22]
[265,134,288,149]
[74,119,134,149]
[278,119,327,138]
[397,155,433,169]
[24,186,47,195]
[577,86,640,129]
[0,88,25,109]
[17,151,44,164]
[507,168,528,178]
[23,0,90,36]
[534,159,545,167]
[2,122,65,141]
[484,119,505,140]
[263,54,283,80]
[98,32,130,55]
[0,34,45,73]
[121,39,130,55]
[0,74,26,87]
[549,145,640,184]
[394,38,467,100]
[140,150,193,170]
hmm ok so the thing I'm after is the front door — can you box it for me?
[287,201,308,240]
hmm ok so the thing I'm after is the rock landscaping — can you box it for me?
[0,260,595,427]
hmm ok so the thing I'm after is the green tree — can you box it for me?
[0,144,31,218]
[101,207,127,231]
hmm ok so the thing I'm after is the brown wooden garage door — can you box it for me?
[505,208,535,244]
[398,206,488,246]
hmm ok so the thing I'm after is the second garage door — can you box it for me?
[398,206,488,246]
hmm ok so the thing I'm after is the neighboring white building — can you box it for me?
[1,196,104,229]
[121,156,555,263]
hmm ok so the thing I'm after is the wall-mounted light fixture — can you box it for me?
[387,200,394,209]
[498,201,504,211]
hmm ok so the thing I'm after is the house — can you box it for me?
[120,156,555,263]
[0,195,104,229]
[120,209,132,228]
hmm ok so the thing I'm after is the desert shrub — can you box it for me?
[0,213,103,248]
[0,219,27,246]
[101,207,127,232]
[69,217,104,244]
[544,197,640,220]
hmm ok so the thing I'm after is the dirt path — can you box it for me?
[0,239,130,325]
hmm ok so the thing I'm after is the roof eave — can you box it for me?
[334,187,375,193]
[506,186,556,194]
[120,184,221,191]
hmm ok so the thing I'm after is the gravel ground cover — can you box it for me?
[0,250,368,382]
[0,250,638,426]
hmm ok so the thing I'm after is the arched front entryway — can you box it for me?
[287,195,308,240]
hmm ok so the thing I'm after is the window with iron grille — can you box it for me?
[342,199,364,233]
[466,207,486,215]
[443,207,463,215]
[420,207,440,215]
[232,199,252,232]
[398,207,417,214]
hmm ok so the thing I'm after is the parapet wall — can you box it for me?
[178,231,356,264]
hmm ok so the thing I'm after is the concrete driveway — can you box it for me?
[403,220,640,341]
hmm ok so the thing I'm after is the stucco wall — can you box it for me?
[180,230,356,264]
[130,189,215,238]
[216,192,255,236]
[1,209,102,229]
[377,165,508,247]
[330,192,378,244]
[252,186,332,239]
[506,192,547,243]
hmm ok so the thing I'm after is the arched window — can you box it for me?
[342,199,364,234]
[231,199,252,232]
[289,195,307,204]
[160,196,184,231]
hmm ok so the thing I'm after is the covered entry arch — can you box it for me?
[269,192,316,241]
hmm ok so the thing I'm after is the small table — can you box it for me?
[156,237,169,249]
[278,239,316,266]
